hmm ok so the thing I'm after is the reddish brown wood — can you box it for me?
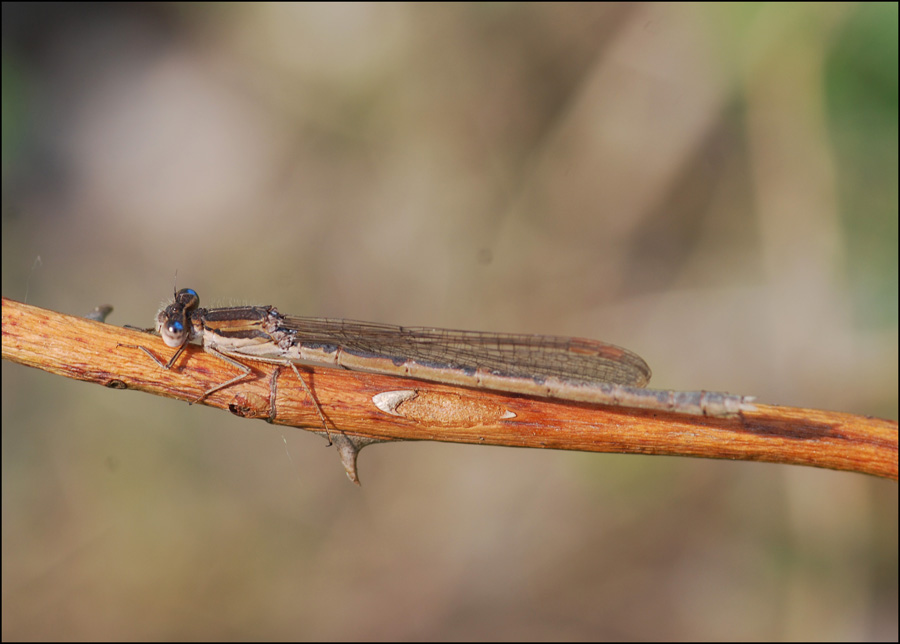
[3,296,897,481]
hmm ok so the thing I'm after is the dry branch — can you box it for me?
[3,296,897,483]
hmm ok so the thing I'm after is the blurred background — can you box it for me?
[2,3,896,640]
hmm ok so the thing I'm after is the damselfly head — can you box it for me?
[155,288,199,347]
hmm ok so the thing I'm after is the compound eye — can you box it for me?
[174,288,200,310]
[157,306,190,347]
[160,319,188,347]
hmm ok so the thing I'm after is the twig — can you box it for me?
[3,296,897,483]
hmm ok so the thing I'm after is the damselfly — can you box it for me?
[130,289,754,436]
